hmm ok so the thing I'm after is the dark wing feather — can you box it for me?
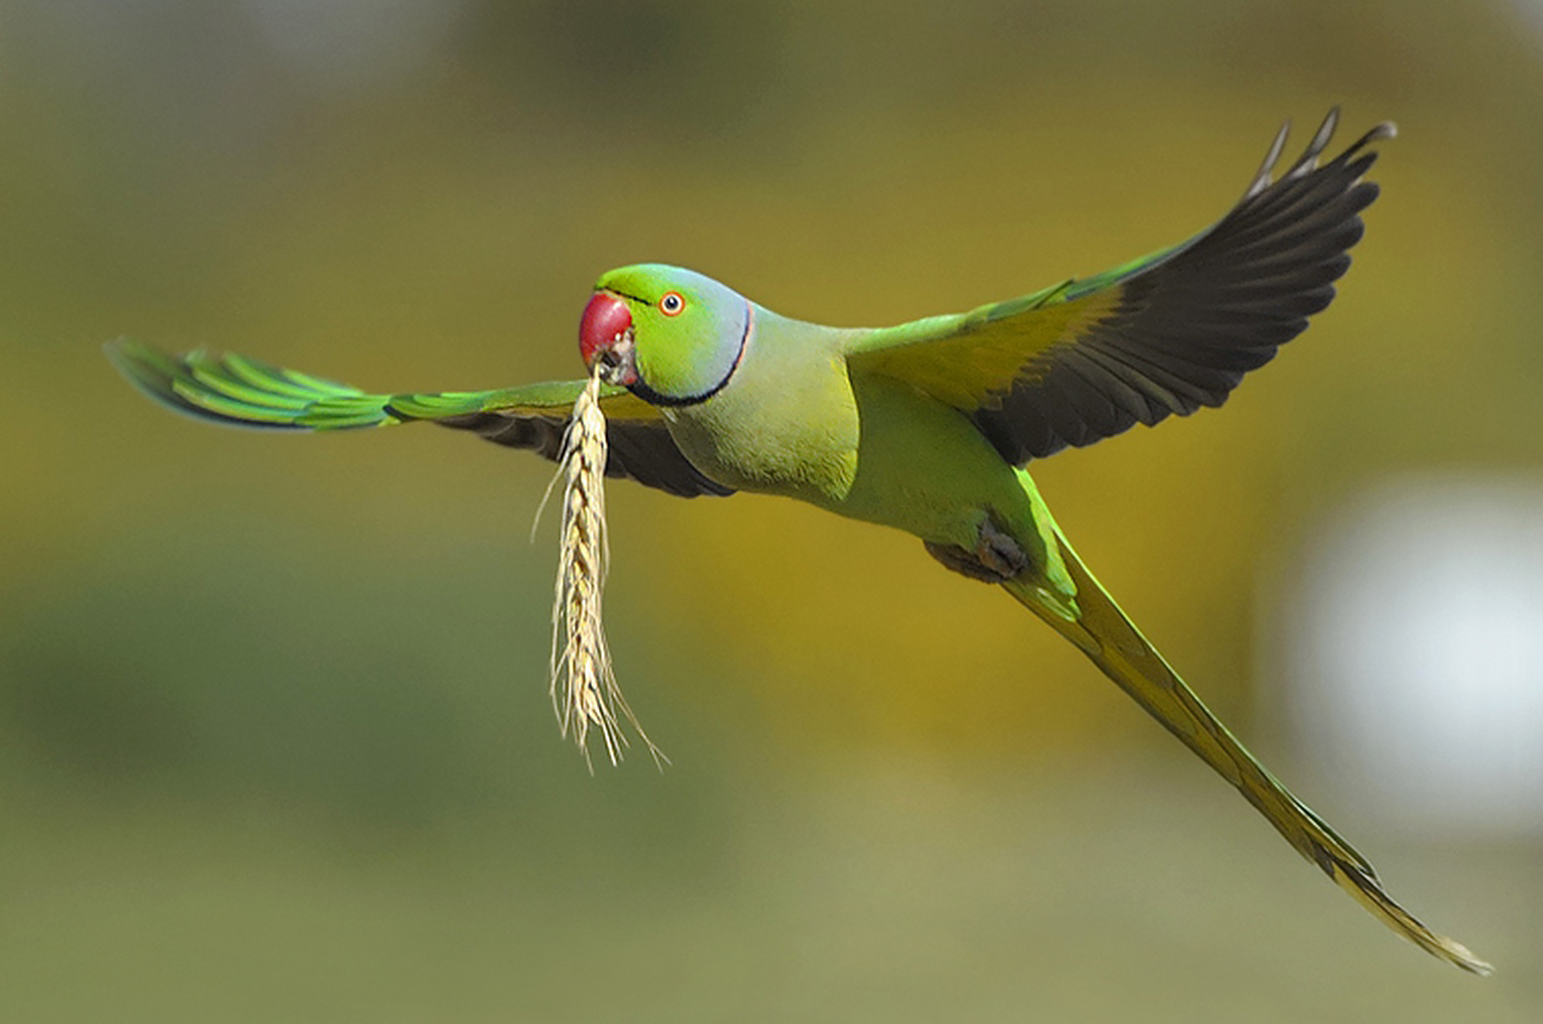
[846,109,1394,463]
[432,408,732,497]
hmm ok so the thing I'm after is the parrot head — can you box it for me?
[579,264,750,407]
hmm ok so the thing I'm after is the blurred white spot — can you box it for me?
[238,0,467,90]
[1508,0,1543,41]
[1277,476,1543,837]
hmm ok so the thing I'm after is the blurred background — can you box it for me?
[2,0,1541,1020]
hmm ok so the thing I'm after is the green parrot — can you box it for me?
[107,109,1490,973]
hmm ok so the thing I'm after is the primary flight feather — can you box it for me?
[107,109,1491,973]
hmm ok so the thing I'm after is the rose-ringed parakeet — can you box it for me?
[107,109,1491,973]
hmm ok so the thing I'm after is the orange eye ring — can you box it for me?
[659,291,685,316]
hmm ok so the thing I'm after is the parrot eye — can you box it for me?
[659,291,685,316]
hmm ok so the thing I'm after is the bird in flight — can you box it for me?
[108,109,1490,973]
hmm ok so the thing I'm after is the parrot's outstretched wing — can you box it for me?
[106,339,733,498]
[845,108,1394,463]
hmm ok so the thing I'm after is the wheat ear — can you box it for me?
[549,370,661,768]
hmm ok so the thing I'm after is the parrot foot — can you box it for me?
[923,517,1029,583]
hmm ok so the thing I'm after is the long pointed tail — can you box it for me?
[1004,531,1491,974]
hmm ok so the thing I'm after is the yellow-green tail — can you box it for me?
[1004,530,1491,975]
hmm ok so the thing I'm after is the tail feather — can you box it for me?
[1005,530,1491,975]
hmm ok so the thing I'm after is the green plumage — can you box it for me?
[106,339,631,429]
[108,110,1491,974]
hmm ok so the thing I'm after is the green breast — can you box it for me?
[660,309,861,503]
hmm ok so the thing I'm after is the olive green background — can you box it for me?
[1,1,1539,1020]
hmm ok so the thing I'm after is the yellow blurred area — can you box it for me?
[2,0,1541,1019]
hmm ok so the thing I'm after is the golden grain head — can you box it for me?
[548,370,663,769]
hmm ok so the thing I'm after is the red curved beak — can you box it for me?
[578,291,636,384]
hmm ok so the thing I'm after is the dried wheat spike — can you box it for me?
[549,370,662,768]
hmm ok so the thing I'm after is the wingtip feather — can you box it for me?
[106,339,393,431]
